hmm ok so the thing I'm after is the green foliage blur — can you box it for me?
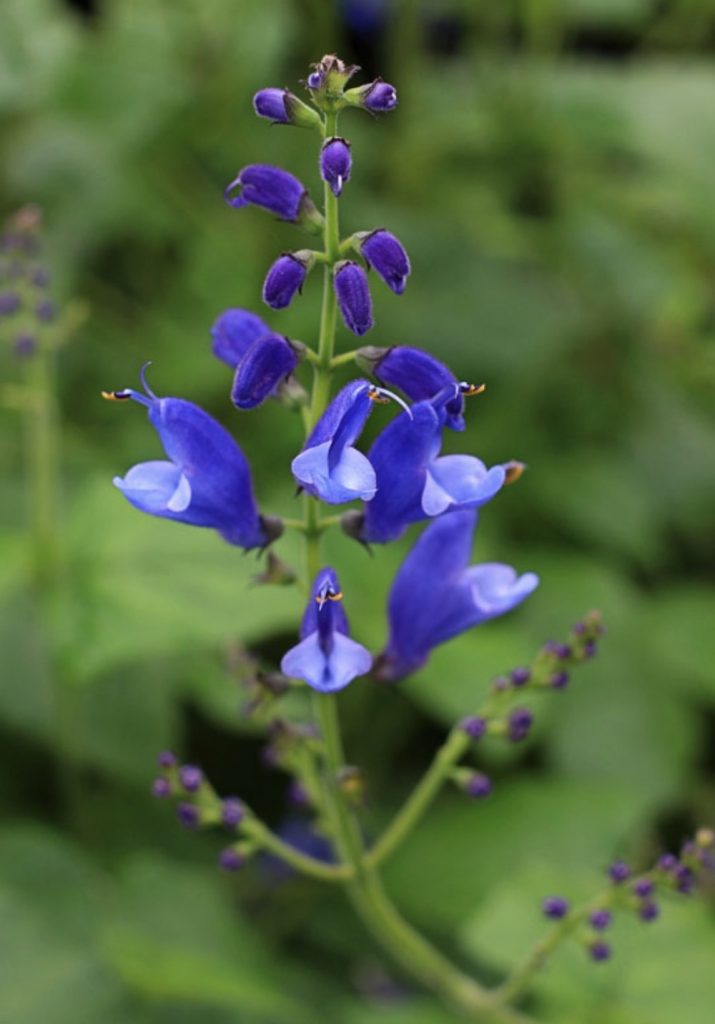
[1,1,714,1021]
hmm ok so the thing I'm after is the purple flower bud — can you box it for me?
[583,640,597,658]
[589,941,612,962]
[550,670,569,690]
[359,229,410,295]
[639,901,660,922]
[218,847,244,872]
[221,797,245,829]
[351,78,398,112]
[157,750,177,768]
[675,865,695,894]
[231,334,300,410]
[13,332,37,358]
[224,164,312,224]
[633,878,654,899]
[542,896,569,919]
[461,715,487,740]
[307,70,323,89]
[658,853,678,873]
[608,861,631,884]
[465,772,492,799]
[492,676,510,693]
[31,267,50,287]
[334,261,373,336]
[262,253,308,309]
[211,308,271,368]
[288,780,310,807]
[152,778,171,798]
[253,88,293,124]
[589,909,612,931]
[177,803,200,829]
[508,708,533,742]
[35,299,56,322]
[179,764,203,792]
[511,667,531,687]
[320,137,352,197]
[0,291,20,316]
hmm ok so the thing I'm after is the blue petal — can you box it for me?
[422,456,505,516]
[231,335,298,410]
[211,309,271,368]
[292,442,376,504]
[464,564,540,618]
[113,460,191,516]
[304,380,371,449]
[281,631,371,692]
[300,566,348,638]
[374,346,464,431]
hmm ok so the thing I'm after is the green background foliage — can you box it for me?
[1,1,714,1021]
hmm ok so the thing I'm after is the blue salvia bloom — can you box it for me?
[320,138,352,197]
[365,345,468,431]
[262,253,308,309]
[359,229,410,294]
[231,334,299,410]
[211,308,272,368]
[280,567,372,692]
[109,369,280,550]
[334,261,373,336]
[224,165,308,222]
[291,380,382,504]
[359,389,506,543]
[376,510,539,681]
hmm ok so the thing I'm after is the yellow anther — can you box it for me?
[101,390,129,401]
[368,388,390,404]
[504,460,526,485]
[462,383,486,397]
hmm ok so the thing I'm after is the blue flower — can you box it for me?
[357,389,506,543]
[362,345,476,431]
[320,138,352,197]
[280,568,372,692]
[224,165,320,227]
[262,253,309,310]
[211,308,272,368]
[334,261,373,336]
[107,368,280,550]
[376,510,539,681]
[231,334,300,410]
[292,380,379,504]
[358,229,410,295]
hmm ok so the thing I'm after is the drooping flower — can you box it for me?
[357,229,410,295]
[350,388,506,544]
[231,334,300,410]
[292,379,406,504]
[320,138,352,197]
[252,88,322,129]
[280,567,372,692]
[211,308,272,368]
[358,344,476,431]
[224,165,322,230]
[107,367,281,550]
[375,510,539,681]
[262,252,311,310]
[334,261,373,336]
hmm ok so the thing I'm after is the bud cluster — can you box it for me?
[0,206,58,359]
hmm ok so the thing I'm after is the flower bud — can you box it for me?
[218,847,245,872]
[356,229,410,294]
[320,137,352,197]
[345,78,398,112]
[333,261,373,336]
[262,252,312,310]
[224,164,324,233]
[542,896,569,919]
[307,54,359,99]
[13,332,37,358]
[0,291,20,316]
[253,88,322,129]
[231,334,301,410]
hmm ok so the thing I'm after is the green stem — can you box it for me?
[25,346,62,588]
[242,816,354,883]
[367,728,469,868]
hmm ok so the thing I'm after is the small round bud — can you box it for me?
[152,778,171,799]
[542,896,569,920]
[35,298,56,322]
[510,667,530,687]
[633,878,654,899]
[177,803,200,829]
[218,847,245,872]
[13,332,36,358]
[582,640,597,658]
[492,676,510,693]
[465,772,492,799]
[31,266,50,287]
[589,909,612,931]
[639,901,660,922]
[608,861,631,884]
[460,715,487,740]
[550,670,569,690]
[179,764,203,792]
[158,751,177,768]
[508,708,533,743]
[657,853,678,873]
[320,137,352,197]
[221,797,245,829]
[288,780,310,807]
[0,291,20,316]
[589,940,612,962]
[675,865,695,894]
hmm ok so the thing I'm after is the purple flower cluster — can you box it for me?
[0,205,59,359]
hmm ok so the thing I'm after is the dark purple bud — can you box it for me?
[608,861,631,884]
[177,803,200,829]
[589,909,612,931]
[31,266,50,287]
[262,253,309,310]
[465,772,492,799]
[218,847,245,872]
[633,878,654,899]
[358,229,410,295]
[658,853,678,873]
[231,334,300,410]
[288,780,310,807]
[583,640,597,658]
[320,137,352,197]
[550,670,569,690]
[307,70,323,89]
[211,308,271,368]
[224,165,319,227]
[334,261,373,336]
[157,750,177,768]
[542,896,569,919]
[508,707,533,742]
[152,778,171,798]
[639,900,660,922]
[460,715,487,740]
[511,667,531,687]
[35,299,56,322]
[253,88,322,129]
[179,764,203,792]
[0,291,20,316]
[675,865,695,894]
[492,676,510,693]
[347,78,398,112]
[13,332,36,358]
[221,797,245,828]
[589,941,612,962]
